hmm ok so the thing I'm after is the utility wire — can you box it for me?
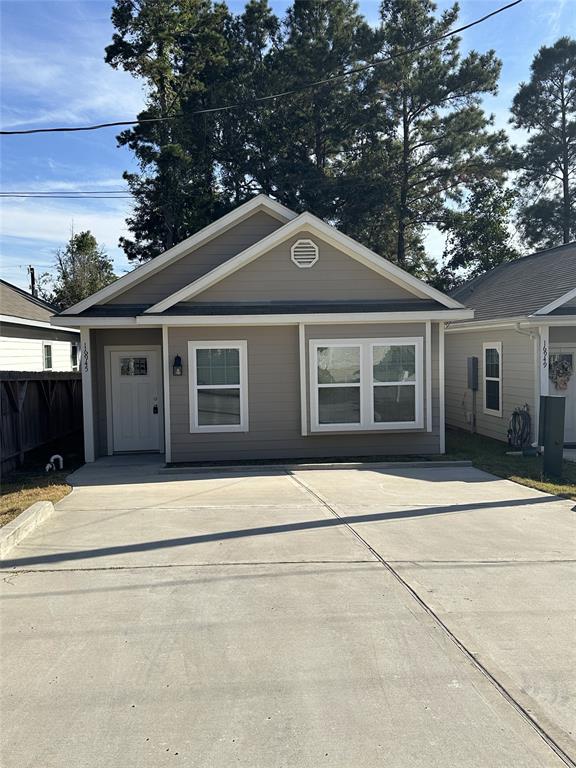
[0,194,133,199]
[0,0,522,136]
[0,189,128,194]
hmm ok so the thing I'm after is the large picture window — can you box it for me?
[189,341,248,432]
[483,342,502,416]
[310,338,423,431]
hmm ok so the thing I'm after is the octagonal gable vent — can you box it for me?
[291,238,319,268]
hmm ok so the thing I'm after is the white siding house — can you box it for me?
[445,244,576,447]
[0,280,79,371]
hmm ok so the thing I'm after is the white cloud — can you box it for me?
[0,197,133,274]
[2,178,128,193]
[1,39,145,129]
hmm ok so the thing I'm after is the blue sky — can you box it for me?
[1,0,573,291]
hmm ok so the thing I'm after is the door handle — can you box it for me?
[153,405,158,414]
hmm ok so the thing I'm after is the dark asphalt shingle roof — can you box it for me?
[451,241,576,322]
[72,299,447,318]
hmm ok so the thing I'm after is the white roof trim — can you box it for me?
[533,286,576,315]
[146,212,464,314]
[1,313,79,333]
[446,315,576,332]
[51,309,473,328]
[60,195,297,316]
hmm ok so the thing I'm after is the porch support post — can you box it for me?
[439,321,446,454]
[299,323,307,436]
[536,325,550,445]
[80,327,95,462]
[426,320,432,433]
[162,325,172,463]
[539,325,550,398]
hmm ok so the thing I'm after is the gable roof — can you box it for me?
[0,279,58,322]
[450,241,576,322]
[146,211,464,314]
[60,195,297,316]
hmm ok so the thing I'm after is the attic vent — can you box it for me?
[291,239,319,268]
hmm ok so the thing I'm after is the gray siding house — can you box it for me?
[53,196,471,464]
[445,243,576,446]
[0,280,79,372]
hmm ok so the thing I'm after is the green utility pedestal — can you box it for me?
[539,395,565,479]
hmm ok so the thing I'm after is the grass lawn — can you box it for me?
[446,429,576,499]
[0,471,73,528]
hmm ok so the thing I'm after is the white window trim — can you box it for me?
[483,341,502,417]
[42,341,53,371]
[309,337,424,433]
[71,343,79,371]
[188,340,249,433]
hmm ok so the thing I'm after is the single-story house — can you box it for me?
[0,279,80,372]
[52,195,472,463]
[445,242,576,446]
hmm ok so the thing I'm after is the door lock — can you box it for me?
[153,405,159,414]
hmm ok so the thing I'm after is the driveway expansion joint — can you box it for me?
[286,470,576,768]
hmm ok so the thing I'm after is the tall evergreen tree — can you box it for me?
[437,178,519,289]
[219,0,378,219]
[511,37,576,249]
[105,0,231,262]
[248,0,377,218]
[340,0,507,273]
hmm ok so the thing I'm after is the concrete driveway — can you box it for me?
[1,459,574,768]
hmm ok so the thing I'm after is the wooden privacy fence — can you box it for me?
[1,372,82,474]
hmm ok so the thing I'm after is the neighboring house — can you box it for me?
[445,243,576,447]
[0,280,80,372]
[52,195,472,463]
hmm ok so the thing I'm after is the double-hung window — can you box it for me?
[483,342,502,416]
[43,342,53,371]
[189,341,248,432]
[310,338,423,431]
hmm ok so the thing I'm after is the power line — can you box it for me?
[0,0,522,137]
[0,189,128,194]
[0,194,133,199]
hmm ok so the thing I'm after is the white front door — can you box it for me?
[549,345,576,444]
[109,349,162,452]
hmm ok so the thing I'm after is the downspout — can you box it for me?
[515,323,540,444]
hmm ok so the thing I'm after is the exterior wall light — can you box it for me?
[173,354,183,376]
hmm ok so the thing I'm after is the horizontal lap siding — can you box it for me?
[192,231,415,303]
[107,212,283,305]
[550,327,576,344]
[169,323,440,462]
[445,328,536,442]
[0,337,75,372]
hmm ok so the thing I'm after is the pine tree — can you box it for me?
[511,37,576,249]
[340,0,507,273]
[105,0,231,262]
[438,178,519,289]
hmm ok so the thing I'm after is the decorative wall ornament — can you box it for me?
[549,356,573,390]
[291,238,319,268]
